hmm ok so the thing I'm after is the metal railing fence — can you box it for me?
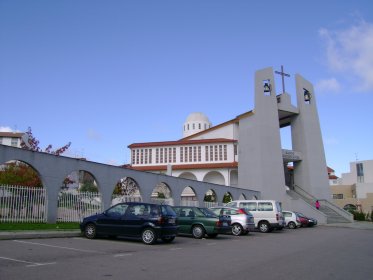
[0,185,47,223]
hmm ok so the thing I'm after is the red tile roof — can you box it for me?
[0,132,24,138]
[128,162,238,171]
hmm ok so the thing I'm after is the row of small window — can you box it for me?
[131,145,229,165]
[184,123,211,131]
[333,194,343,199]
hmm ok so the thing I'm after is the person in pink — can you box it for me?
[315,200,320,210]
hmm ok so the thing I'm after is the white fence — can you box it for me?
[1,185,223,223]
[57,190,103,222]
[0,185,47,223]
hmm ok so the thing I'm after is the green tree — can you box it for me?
[0,161,42,187]
[80,181,99,193]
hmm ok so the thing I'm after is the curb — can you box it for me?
[0,230,82,240]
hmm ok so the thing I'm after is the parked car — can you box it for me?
[295,212,309,227]
[209,206,255,236]
[80,202,178,245]
[295,212,317,227]
[225,200,285,233]
[172,206,231,239]
[282,211,301,229]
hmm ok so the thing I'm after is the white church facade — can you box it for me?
[128,67,353,224]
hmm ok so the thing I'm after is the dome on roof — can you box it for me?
[186,112,210,123]
[183,112,212,138]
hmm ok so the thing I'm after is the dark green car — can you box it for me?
[173,206,231,239]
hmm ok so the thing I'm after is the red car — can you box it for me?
[295,212,310,227]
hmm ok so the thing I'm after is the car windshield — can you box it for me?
[199,208,218,217]
[161,205,176,216]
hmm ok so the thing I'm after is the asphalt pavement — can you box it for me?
[1,221,372,240]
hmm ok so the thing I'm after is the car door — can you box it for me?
[176,207,195,234]
[122,204,150,237]
[95,203,128,235]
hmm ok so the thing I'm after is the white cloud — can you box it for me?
[315,78,341,93]
[319,19,373,92]
[0,126,15,132]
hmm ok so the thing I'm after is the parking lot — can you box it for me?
[1,226,372,280]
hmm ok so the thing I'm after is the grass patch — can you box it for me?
[0,222,80,231]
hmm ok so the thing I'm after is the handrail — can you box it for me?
[293,184,353,222]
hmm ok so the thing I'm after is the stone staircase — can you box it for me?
[288,185,354,224]
[319,205,352,223]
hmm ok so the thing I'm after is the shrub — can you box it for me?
[351,210,366,221]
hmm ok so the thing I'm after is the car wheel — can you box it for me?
[161,236,175,243]
[288,222,296,229]
[192,225,205,239]
[232,223,244,236]
[142,228,157,245]
[258,221,270,233]
[84,223,96,239]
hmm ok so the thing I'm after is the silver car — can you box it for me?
[209,206,255,236]
[282,210,301,229]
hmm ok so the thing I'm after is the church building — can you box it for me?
[128,67,353,224]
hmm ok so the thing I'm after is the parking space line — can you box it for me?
[0,256,56,267]
[114,253,133,257]
[13,240,99,253]
[169,247,182,251]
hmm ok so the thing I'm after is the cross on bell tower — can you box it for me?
[275,65,290,94]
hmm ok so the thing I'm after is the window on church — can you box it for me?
[149,149,152,164]
[205,146,209,161]
[136,149,140,164]
[180,147,184,162]
[214,145,218,161]
[219,145,222,161]
[164,148,168,163]
[144,149,148,164]
[140,149,144,164]
[198,146,201,161]
[189,147,192,162]
[131,150,135,165]
[11,137,18,147]
[193,123,195,129]
[185,147,188,162]
[234,144,237,155]
[193,146,197,162]
[160,148,163,163]
[198,123,201,129]
[357,163,364,183]
[224,145,227,160]
[156,148,159,164]
[173,148,176,163]
[210,145,213,161]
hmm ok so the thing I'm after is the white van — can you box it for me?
[225,200,285,233]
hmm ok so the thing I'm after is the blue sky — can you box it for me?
[1,0,372,177]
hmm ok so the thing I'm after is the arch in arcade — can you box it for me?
[151,182,174,206]
[203,171,225,185]
[180,186,198,206]
[0,160,45,222]
[58,170,101,222]
[178,172,197,181]
[204,189,218,207]
[112,176,142,205]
